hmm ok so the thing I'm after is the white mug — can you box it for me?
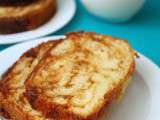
[80,0,146,23]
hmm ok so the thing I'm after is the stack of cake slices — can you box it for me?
[0,32,135,120]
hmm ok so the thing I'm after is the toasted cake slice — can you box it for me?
[0,40,60,120]
[0,0,56,34]
[25,32,135,120]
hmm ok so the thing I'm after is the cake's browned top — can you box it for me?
[0,0,54,18]
[25,32,135,119]
[0,40,59,120]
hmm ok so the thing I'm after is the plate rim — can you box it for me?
[0,0,76,45]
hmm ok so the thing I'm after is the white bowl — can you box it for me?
[81,0,146,23]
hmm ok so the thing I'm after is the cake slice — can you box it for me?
[0,0,56,34]
[0,40,60,120]
[25,32,135,120]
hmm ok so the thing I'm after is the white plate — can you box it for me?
[0,36,160,120]
[0,0,76,45]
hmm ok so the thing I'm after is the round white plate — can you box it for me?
[0,36,160,120]
[0,0,76,45]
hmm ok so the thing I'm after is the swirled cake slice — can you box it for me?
[0,40,59,120]
[25,32,135,120]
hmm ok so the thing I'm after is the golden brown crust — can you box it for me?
[0,0,56,34]
[25,32,136,120]
[0,40,58,120]
[0,93,10,119]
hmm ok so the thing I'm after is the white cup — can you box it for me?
[80,0,146,23]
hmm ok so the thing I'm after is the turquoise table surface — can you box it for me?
[0,0,160,67]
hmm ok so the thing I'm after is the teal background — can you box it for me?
[0,0,160,66]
